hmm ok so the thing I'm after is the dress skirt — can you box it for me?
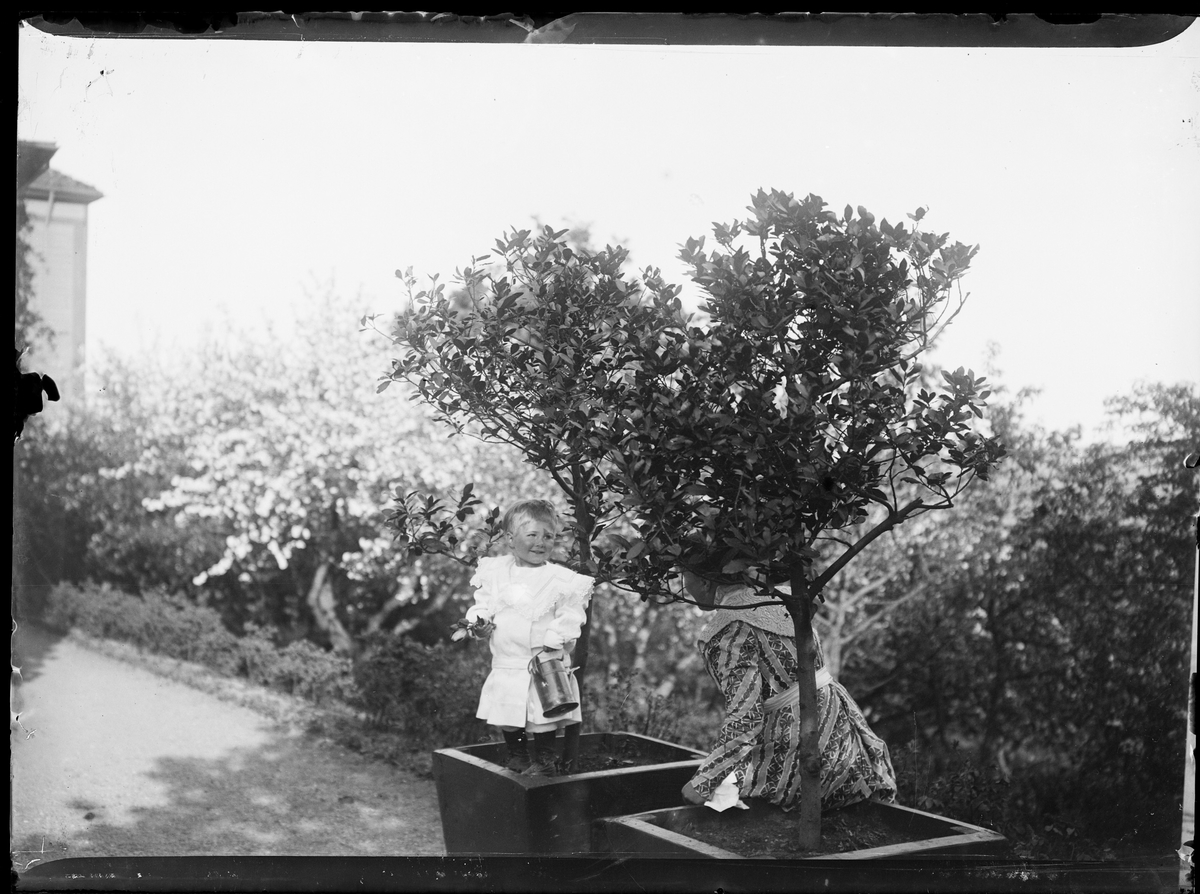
[476,660,583,728]
[689,621,897,812]
[748,679,896,811]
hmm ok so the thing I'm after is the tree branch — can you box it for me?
[813,497,927,593]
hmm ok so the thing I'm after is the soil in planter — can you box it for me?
[675,800,919,858]
[490,734,680,775]
[567,749,660,774]
[564,735,672,774]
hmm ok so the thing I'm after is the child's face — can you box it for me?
[508,518,557,567]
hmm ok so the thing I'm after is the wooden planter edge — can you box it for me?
[598,800,1008,860]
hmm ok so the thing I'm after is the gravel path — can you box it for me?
[11,624,445,869]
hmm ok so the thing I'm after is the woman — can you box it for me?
[681,574,897,812]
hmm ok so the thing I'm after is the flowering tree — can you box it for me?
[140,286,549,650]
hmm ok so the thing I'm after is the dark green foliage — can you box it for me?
[892,737,1178,861]
[381,229,683,577]
[843,382,1198,860]
[611,190,1004,597]
[582,668,718,753]
[41,582,241,671]
[272,637,358,706]
[39,582,354,708]
[351,631,492,747]
[893,740,1012,834]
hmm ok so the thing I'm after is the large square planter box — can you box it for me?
[595,799,1007,860]
[433,731,704,855]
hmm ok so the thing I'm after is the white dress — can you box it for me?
[465,556,594,730]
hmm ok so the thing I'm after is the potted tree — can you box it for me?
[589,190,1007,856]
[370,227,707,853]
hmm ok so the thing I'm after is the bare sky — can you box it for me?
[17,18,1200,442]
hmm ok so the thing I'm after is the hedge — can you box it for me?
[36,581,484,750]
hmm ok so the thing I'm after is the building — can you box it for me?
[17,139,103,401]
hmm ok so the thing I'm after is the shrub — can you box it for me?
[583,669,718,753]
[351,631,491,749]
[41,582,236,663]
[271,639,357,706]
[889,737,1178,860]
[230,621,277,686]
[892,739,1011,832]
[37,581,356,711]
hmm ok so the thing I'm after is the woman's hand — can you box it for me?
[681,781,706,805]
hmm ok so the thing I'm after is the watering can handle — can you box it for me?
[529,650,576,674]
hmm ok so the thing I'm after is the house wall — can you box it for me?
[23,197,90,400]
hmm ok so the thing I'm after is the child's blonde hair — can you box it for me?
[502,499,560,535]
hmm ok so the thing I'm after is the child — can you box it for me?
[460,499,594,776]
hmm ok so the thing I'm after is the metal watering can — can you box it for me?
[528,650,578,718]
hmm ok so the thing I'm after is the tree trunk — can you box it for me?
[306,560,354,655]
[561,483,596,773]
[363,573,418,634]
[363,574,457,638]
[981,597,1008,763]
[559,603,590,771]
[631,602,655,674]
[785,572,822,852]
[390,586,456,637]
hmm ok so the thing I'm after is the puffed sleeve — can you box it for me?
[687,623,764,801]
[464,557,500,622]
[542,569,594,649]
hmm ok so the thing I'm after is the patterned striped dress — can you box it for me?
[688,620,897,812]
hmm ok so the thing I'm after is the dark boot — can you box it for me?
[521,731,559,776]
[502,729,530,772]
[560,722,582,774]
